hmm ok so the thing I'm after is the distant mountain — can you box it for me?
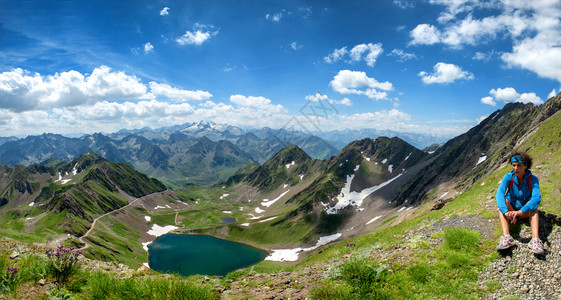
[0,136,18,146]
[314,128,452,150]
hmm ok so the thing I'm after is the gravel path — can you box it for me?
[479,226,561,299]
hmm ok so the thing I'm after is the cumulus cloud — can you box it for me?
[176,24,218,46]
[144,42,154,53]
[0,66,148,112]
[330,70,393,100]
[480,96,496,106]
[409,24,441,45]
[418,62,474,84]
[305,93,352,107]
[411,1,561,83]
[548,88,558,99]
[480,87,543,106]
[324,43,383,67]
[149,82,212,102]
[160,7,170,16]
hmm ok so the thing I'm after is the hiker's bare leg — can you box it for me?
[499,200,514,235]
[499,211,510,236]
[529,210,539,239]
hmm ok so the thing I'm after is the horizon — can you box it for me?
[1,1,560,139]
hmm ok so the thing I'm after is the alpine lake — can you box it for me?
[147,233,269,277]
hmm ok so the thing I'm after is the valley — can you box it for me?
[1,94,561,298]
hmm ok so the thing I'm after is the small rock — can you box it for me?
[9,251,19,259]
[38,279,46,286]
[521,286,529,294]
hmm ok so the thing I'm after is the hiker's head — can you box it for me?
[510,150,532,170]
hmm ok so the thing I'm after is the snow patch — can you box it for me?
[283,184,288,189]
[325,171,404,214]
[265,233,341,262]
[366,215,382,225]
[147,224,178,237]
[255,207,265,214]
[258,216,278,223]
[476,154,487,167]
[145,216,151,222]
[261,190,290,208]
[381,158,387,164]
[439,192,449,199]
[219,194,229,199]
[285,161,295,169]
[72,164,78,175]
[222,211,232,214]
[241,223,250,227]
[405,152,412,160]
[28,202,34,207]
[299,174,304,180]
[153,206,166,210]
[388,165,393,173]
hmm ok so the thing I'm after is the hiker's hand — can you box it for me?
[506,210,522,224]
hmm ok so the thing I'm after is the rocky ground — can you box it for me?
[478,227,561,299]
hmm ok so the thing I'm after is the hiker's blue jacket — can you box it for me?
[496,170,541,214]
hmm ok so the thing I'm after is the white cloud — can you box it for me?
[330,70,394,100]
[0,66,148,112]
[324,43,383,67]
[389,49,417,62]
[548,88,557,99]
[290,42,302,50]
[418,62,474,84]
[149,82,212,102]
[144,42,154,53]
[176,24,218,46]
[393,0,414,9]
[480,87,544,106]
[480,96,496,106]
[477,114,489,124]
[324,47,348,64]
[305,92,328,102]
[306,93,352,107]
[160,7,170,16]
[336,97,352,106]
[409,24,441,45]
[412,1,561,83]
[266,12,283,22]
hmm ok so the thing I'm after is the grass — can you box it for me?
[311,227,485,299]
[0,244,216,299]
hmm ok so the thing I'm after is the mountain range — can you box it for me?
[0,92,560,284]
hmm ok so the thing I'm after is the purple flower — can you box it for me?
[6,267,18,276]
[77,250,83,255]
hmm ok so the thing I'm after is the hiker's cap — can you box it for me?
[511,155,525,165]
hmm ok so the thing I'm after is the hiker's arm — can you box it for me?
[521,176,541,214]
[496,175,510,214]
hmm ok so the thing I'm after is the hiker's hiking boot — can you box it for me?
[496,234,515,250]
[529,238,545,255]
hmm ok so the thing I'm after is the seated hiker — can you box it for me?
[495,150,544,254]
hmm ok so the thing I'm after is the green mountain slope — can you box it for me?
[0,153,166,238]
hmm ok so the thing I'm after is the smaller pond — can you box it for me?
[148,234,268,277]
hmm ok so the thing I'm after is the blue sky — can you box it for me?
[1,0,560,140]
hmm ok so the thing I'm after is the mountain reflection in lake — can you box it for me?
[148,234,268,277]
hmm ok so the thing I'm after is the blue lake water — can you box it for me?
[147,234,268,277]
